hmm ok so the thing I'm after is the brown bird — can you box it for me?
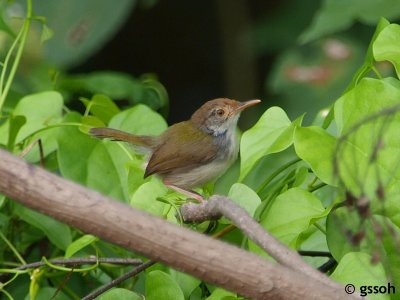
[90,98,260,201]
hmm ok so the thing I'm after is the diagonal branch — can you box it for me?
[0,149,351,300]
[180,196,340,290]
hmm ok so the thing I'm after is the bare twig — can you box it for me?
[298,251,332,257]
[51,268,73,300]
[82,260,155,300]
[12,257,143,271]
[18,138,45,167]
[212,224,236,239]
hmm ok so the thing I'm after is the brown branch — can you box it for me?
[180,196,342,290]
[0,149,351,300]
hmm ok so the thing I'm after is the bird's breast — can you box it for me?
[213,127,239,164]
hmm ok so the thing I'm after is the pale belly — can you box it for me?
[165,159,234,189]
[164,133,239,189]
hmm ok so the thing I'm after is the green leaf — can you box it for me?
[228,183,261,218]
[240,107,300,180]
[141,74,170,115]
[127,160,147,195]
[346,17,390,91]
[109,104,167,135]
[61,72,169,112]
[86,142,132,201]
[373,23,400,78]
[206,288,237,300]
[298,227,330,269]
[331,252,389,299]
[66,71,140,100]
[57,112,98,183]
[328,211,400,289]
[40,24,54,43]
[130,180,167,216]
[294,126,336,186]
[335,78,400,133]
[14,204,71,251]
[300,0,400,43]
[98,288,142,300]
[326,207,362,261]
[169,269,201,299]
[379,217,400,292]
[334,78,400,217]
[146,270,185,300]
[0,91,63,144]
[80,115,106,132]
[36,1,136,68]
[292,166,309,188]
[0,6,16,37]
[0,194,6,210]
[7,115,26,150]
[25,287,69,300]
[65,234,99,258]
[81,94,120,124]
[252,188,325,251]
[57,112,131,201]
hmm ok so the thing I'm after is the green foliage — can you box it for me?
[374,24,400,78]
[294,126,336,185]
[240,106,301,180]
[146,270,185,300]
[14,204,72,251]
[98,288,143,300]
[25,0,137,68]
[331,252,389,300]
[228,183,261,218]
[62,72,169,114]
[300,0,400,43]
[250,188,326,251]
[65,234,99,258]
[1,1,400,299]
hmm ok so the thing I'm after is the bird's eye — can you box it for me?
[216,108,225,116]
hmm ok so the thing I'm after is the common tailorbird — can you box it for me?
[90,98,261,201]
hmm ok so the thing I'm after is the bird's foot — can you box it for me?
[164,183,204,202]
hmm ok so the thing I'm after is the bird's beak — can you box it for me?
[235,99,261,113]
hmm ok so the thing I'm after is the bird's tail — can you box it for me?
[89,128,156,148]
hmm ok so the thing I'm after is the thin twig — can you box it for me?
[212,224,236,239]
[11,257,142,271]
[82,260,155,300]
[38,139,44,167]
[51,268,74,300]
[19,139,39,158]
[298,250,332,257]
[318,258,337,273]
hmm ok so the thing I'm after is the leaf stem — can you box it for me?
[256,158,301,194]
[371,64,383,79]
[0,0,33,111]
[0,287,13,300]
[308,182,327,193]
[313,222,326,235]
[0,230,26,265]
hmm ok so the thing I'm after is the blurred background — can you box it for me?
[2,0,400,126]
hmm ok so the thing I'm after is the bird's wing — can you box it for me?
[144,122,218,177]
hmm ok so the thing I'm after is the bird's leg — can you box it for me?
[163,181,204,202]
